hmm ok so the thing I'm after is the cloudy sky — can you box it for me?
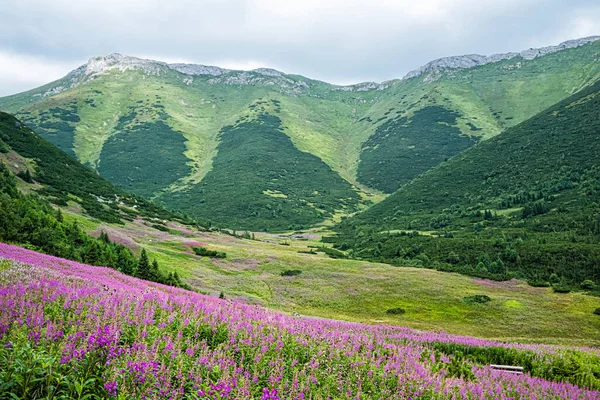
[1,0,599,96]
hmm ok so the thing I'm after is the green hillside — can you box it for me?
[1,39,599,228]
[333,79,600,291]
[0,112,180,224]
[162,113,361,231]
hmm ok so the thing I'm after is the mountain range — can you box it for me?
[1,36,599,230]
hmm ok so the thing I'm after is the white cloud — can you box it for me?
[0,51,79,96]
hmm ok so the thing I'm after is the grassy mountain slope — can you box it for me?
[0,111,180,224]
[1,39,599,228]
[333,79,600,290]
[162,113,361,230]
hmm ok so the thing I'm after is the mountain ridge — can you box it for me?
[13,35,600,101]
[403,36,600,81]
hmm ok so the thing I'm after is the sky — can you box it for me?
[1,0,599,96]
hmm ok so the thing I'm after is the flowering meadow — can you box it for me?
[0,242,599,399]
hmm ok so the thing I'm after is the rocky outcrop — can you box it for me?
[169,63,229,76]
[404,36,600,81]
[331,81,390,92]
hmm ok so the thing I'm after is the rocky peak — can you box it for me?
[83,53,166,77]
[404,36,600,81]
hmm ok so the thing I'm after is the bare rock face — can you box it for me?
[168,63,229,76]
[404,36,600,81]
[331,82,389,92]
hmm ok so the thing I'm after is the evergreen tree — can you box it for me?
[99,231,111,243]
[136,249,150,280]
[150,259,162,282]
[116,247,134,275]
[18,169,33,183]
[84,241,102,266]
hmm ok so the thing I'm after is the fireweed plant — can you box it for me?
[0,242,599,399]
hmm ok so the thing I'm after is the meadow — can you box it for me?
[1,242,600,399]
[62,211,600,347]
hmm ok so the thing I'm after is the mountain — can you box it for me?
[1,37,599,230]
[332,78,600,290]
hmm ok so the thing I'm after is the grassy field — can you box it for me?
[61,210,600,347]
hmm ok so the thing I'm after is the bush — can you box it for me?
[581,280,596,290]
[317,246,348,259]
[464,295,491,304]
[528,279,551,287]
[594,308,600,316]
[281,269,302,277]
[386,307,406,315]
[192,247,226,258]
[552,285,571,294]
[151,223,170,232]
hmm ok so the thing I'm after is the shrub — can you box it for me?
[317,247,348,259]
[528,279,551,287]
[552,285,571,294]
[464,295,491,304]
[281,269,302,277]
[192,247,226,258]
[580,280,596,290]
[594,308,600,316]
[386,307,406,315]
[151,223,170,232]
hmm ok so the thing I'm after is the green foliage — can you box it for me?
[0,112,182,224]
[357,106,478,193]
[98,116,192,198]
[192,246,226,258]
[463,295,491,304]
[0,163,188,290]
[162,114,361,231]
[581,280,596,290]
[28,104,79,158]
[280,269,302,277]
[335,79,600,290]
[16,169,32,183]
[386,307,406,315]
[552,285,572,294]
[0,341,108,399]
[316,246,348,259]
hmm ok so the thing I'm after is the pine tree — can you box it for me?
[116,248,134,275]
[150,259,161,282]
[136,249,150,280]
[99,231,111,243]
[84,241,102,266]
